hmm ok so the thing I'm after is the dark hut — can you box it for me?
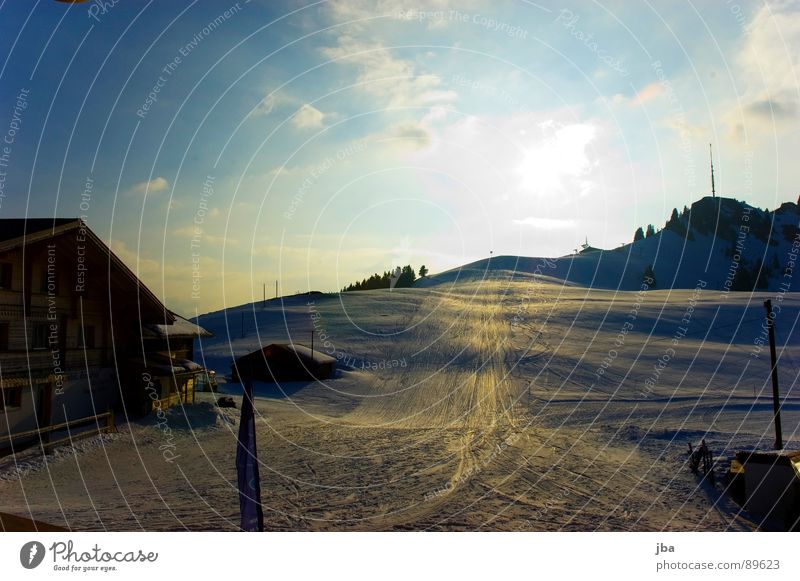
[231,343,336,383]
[733,449,800,531]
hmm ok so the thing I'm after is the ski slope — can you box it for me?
[2,271,799,531]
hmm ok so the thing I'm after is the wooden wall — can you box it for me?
[0,235,119,439]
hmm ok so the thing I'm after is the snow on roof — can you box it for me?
[284,343,337,365]
[129,354,205,374]
[736,449,800,467]
[146,314,213,339]
[236,342,337,366]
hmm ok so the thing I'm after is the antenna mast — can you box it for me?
[709,143,716,198]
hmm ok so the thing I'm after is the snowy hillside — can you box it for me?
[3,196,799,532]
[419,197,800,293]
[4,274,799,530]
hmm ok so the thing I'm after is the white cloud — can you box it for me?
[326,0,463,23]
[408,112,604,207]
[421,106,452,125]
[129,176,169,195]
[513,217,577,229]
[321,36,457,109]
[252,94,277,117]
[249,90,295,118]
[267,165,296,178]
[382,121,433,149]
[291,104,326,130]
[729,1,800,137]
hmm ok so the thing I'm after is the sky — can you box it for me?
[1,0,799,316]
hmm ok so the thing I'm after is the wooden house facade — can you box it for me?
[0,219,211,453]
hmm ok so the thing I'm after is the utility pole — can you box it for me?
[275,280,278,299]
[262,283,266,307]
[764,299,783,450]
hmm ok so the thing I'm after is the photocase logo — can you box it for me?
[20,541,46,569]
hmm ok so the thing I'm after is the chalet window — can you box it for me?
[31,324,48,350]
[0,387,23,410]
[0,322,8,351]
[78,325,95,349]
[0,264,11,289]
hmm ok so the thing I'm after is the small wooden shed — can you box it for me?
[231,343,336,383]
[734,449,800,530]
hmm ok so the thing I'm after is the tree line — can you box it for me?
[341,264,429,292]
[633,206,692,242]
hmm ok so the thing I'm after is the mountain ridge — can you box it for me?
[418,196,800,293]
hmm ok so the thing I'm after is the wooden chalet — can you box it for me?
[0,218,212,454]
[131,315,214,414]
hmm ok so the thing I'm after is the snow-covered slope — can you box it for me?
[4,197,800,532]
[4,276,800,531]
[419,197,800,293]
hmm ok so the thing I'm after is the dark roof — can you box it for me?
[0,218,174,325]
[237,343,337,366]
[0,218,79,244]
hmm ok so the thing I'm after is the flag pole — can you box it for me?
[236,364,264,531]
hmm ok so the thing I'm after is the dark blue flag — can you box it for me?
[236,375,264,531]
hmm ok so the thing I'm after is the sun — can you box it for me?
[516,122,597,195]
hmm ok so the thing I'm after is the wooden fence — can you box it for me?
[0,411,116,455]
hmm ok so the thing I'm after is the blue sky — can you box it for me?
[1,0,799,315]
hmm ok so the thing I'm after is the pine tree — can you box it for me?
[396,265,417,288]
[669,208,679,225]
[419,265,428,278]
[665,207,689,238]
[634,227,644,242]
[645,224,656,237]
